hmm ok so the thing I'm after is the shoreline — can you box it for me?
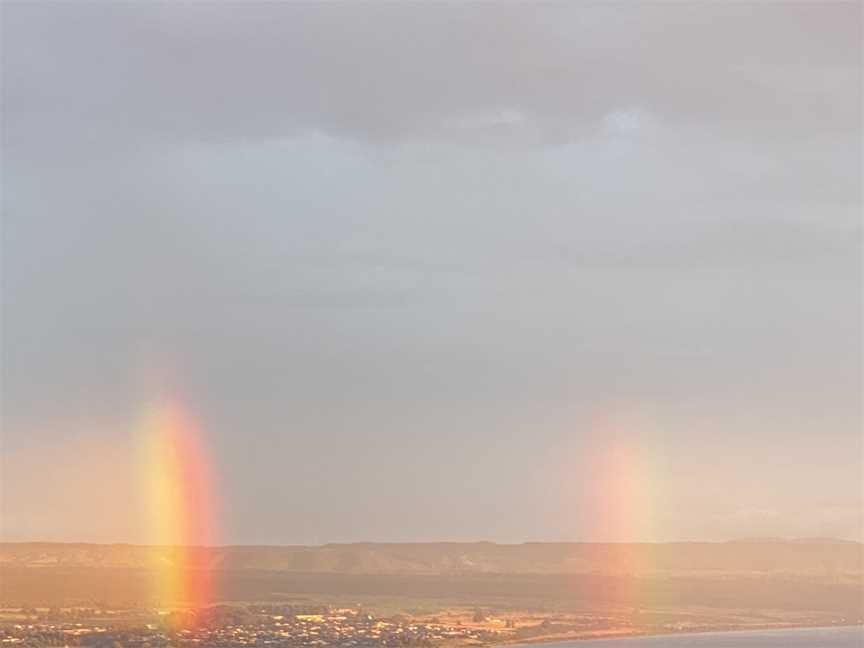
[494,622,864,646]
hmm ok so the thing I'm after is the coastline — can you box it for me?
[494,622,864,646]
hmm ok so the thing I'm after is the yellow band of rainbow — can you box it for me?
[141,397,218,609]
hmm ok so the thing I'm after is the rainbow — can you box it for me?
[575,405,660,546]
[557,403,665,612]
[140,397,219,611]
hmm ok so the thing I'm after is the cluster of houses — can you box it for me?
[0,606,501,647]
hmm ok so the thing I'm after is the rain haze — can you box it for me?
[1,2,861,545]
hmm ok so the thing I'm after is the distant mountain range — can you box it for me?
[2,540,861,576]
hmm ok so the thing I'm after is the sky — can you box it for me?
[1,2,862,545]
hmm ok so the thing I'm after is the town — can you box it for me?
[0,605,505,647]
[3,602,855,648]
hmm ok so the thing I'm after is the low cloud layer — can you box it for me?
[2,2,861,544]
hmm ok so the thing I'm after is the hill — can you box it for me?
[1,540,861,577]
[2,541,861,614]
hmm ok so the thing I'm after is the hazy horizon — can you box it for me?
[2,537,862,548]
[2,2,862,546]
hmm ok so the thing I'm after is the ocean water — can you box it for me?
[516,626,864,647]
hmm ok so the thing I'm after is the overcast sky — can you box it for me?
[2,2,861,545]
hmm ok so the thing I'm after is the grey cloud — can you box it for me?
[1,2,861,543]
[4,2,859,159]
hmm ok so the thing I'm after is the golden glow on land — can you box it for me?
[141,397,218,609]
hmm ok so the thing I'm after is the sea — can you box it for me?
[516,626,864,647]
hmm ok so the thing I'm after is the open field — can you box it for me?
[2,567,862,616]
